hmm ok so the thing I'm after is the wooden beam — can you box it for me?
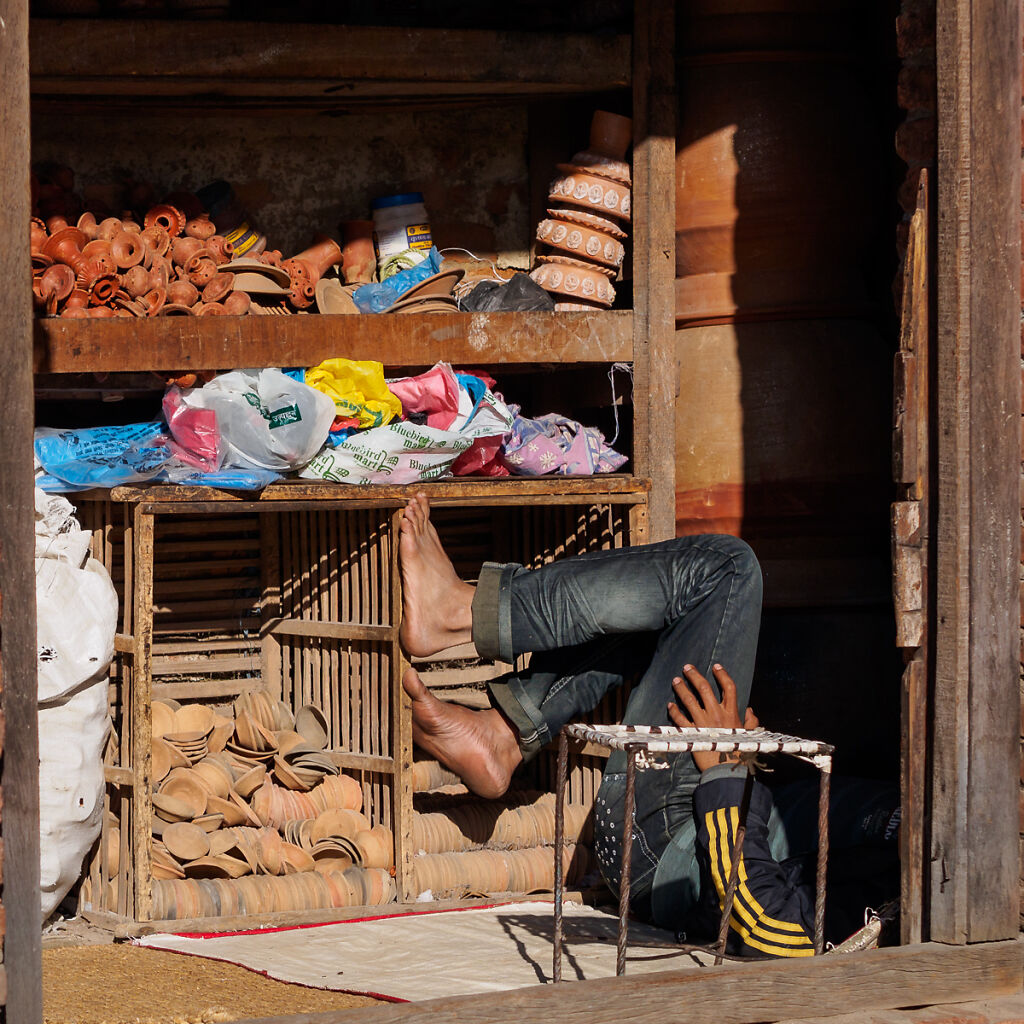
[933,0,1022,942]
[263,618,396,643]
[0,0,43,1019]
[29,21,630,96]
[630,0,676,540]
[33,312,634,374]
[241,938,1024,1024]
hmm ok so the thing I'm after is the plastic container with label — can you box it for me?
[371,192,432,269]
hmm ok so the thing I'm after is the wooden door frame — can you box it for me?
[0,0,44,1020]
[930,0,1022,943]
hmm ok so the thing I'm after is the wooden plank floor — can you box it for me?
[241,939,1023,1024]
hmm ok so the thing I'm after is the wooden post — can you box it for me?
[631,0,676,541]
[932,0,1022,942]
[0,0,43,1018]
[131,509,155,922]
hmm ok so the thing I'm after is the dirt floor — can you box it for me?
[43,944,382,1024]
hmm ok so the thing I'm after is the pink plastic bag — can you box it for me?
[162,386,223,472]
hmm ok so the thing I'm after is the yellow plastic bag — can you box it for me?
[305,358,403,430]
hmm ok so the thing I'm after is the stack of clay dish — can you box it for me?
[531,109,632,311]
[161,703,216,764]
[315,276,360,315]
[384,269,465,315]
[227,709,279,764]
[411,759,463,792]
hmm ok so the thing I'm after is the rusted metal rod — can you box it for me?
[553,728,569,983]
[714,768,755,965]
[616,744,639,976]
[814,760,831,955]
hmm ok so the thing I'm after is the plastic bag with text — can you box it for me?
[300,383,513,485]
[177,368,336,471]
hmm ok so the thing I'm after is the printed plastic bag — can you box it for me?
[306,358,403,430]
[34,422,171,489]
[353,247,443,313]
[301,373,513,484]
[174,368,335,471]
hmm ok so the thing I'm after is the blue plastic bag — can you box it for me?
[34,423,171,489]
[353,247,443,313]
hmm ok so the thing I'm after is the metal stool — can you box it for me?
[553,724,835,980]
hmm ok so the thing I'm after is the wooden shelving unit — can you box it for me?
[25,3,676,929]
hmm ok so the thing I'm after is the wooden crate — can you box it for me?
[75,479,649,927]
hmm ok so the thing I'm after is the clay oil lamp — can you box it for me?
[113,293,146,317]
[166,279,199,307]
[96,217,123,241]
[341,221,376,284]
[142,287,167,317]
[258,249,283,268]
[85,270,120,306]
[45,214,69,234]
[171,235,204,267]
[206,235,234,265]
[42,226,88,266]
[140,226,171,266]
[287,274,316,310]
[122,265,151,299]
[185,214,216,241]
[37,263,76,309]
[121,218,142,235]
[145,203,185,238]
[31,251,54,274]
[111,230,145,270]
[162,303,197,316]
[64,289,89,311]
[185,251,217,287]
[88,306,117,318]
[148,255,172,290]
[81,239,119,277]
[61,306,90,320]
[198,302,228,316]
[30,219,49,255]
[76,212,100,241]
[202,272,233,305]
[223,290,251,316]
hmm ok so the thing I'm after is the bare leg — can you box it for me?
[399,493,475,657]
[403,668,522,799]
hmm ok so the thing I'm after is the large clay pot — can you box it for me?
[675,53,884,325]
[674,318,892,607]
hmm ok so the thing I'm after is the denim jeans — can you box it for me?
[473,535,763,916]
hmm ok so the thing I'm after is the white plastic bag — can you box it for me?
[35,489,117,920]
[175,369,336,472]
[300,383,513,484]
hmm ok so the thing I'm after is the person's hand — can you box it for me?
[667,663,760,772]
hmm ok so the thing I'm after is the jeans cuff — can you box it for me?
[487,678,548,763]
[472,561,517,663]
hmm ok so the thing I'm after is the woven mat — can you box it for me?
[136,901,711,1001]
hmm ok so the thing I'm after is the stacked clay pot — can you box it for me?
[132,688,398,919]
[30,180,344,318]
[530,109,632,312]
[409,770,594,898]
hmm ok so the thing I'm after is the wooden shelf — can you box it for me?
[33,310,633,373]
[103,476,651,510]
[29,20,630,111]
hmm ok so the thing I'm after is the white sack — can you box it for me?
[35,489,117,920]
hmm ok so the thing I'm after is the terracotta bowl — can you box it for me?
[151,700,176,739]
[548,168,631,223]
[206,794,245,827]
[232,763,267,799]
[153,792,195,824]
[193,812,225,833]
[294,705,329,750]
[193,758,233,799]
[535,218,625,269]
[163,821,211,862]
[159,772,209,818]
[530,260,616,307]
[174,703,215,736]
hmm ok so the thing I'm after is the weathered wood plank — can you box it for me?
[631,0,676,541]
[242,939,1024,1024]
[33,311,634,374]
[29,21,630,95]
[263,618,396,643]
[933,0,1022,942]
[0,0,43,1017]
[329,752,393,775]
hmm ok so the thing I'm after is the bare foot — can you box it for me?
[404,668,522,800]
[399,493,475,657]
